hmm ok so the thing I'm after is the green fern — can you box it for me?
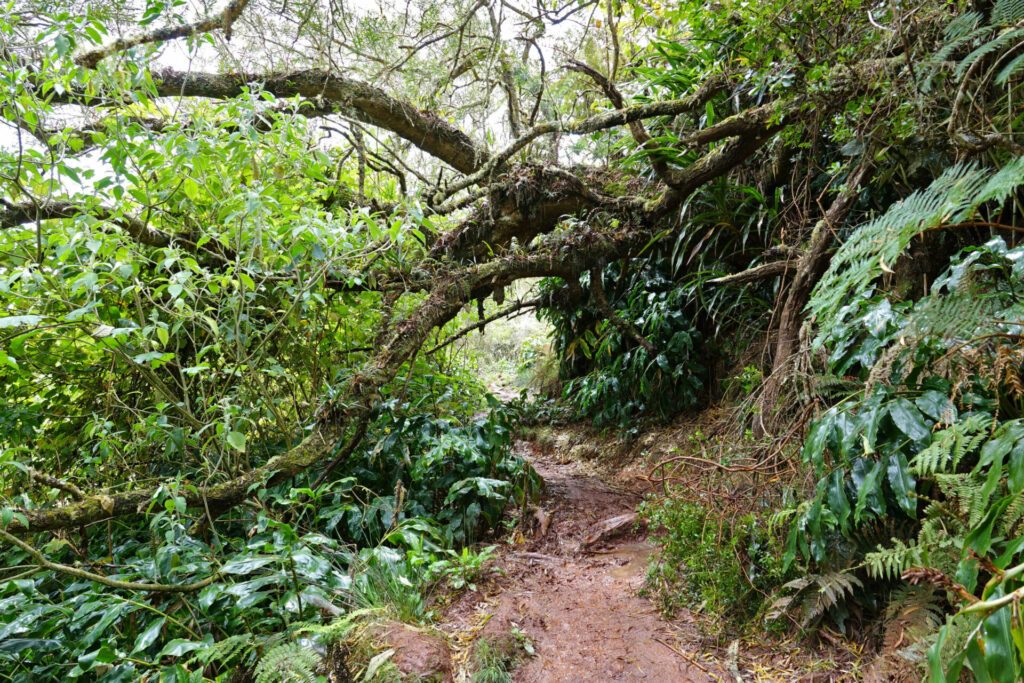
[993,0,1024,24]
[192,634,256,669]
[935,473,989,527]
[911,414,991,475]
[902,290,1002,344]
[809,159,1024,343]
[995,50,1024,84]
[955,27,1024,78]
[999,493,1024,536]
[865,538,923,580]
[933,1,1024,89]
[254,643,320,683]
[767,571,863,628]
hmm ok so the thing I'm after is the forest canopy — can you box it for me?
[2,0,1024,680]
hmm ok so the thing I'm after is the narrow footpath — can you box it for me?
[441,438,730,682]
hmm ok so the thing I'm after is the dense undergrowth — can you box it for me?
[0,399,537,680]
[529,2,1024,677]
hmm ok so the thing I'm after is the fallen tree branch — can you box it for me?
[0,527,220,592]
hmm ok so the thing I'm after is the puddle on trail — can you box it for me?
[598,541,653,581]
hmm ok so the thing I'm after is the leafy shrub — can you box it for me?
[787,153,1024,678]
[541,266,706,427]
[0,404,534,680]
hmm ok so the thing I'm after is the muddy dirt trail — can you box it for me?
[441,439,731,682]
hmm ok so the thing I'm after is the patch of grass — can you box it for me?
[469,628,534,683]
[639,496,793,637]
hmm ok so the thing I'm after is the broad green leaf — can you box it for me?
[220,555,275,575]
[131,617,165,654]
[226,431,246,453]
[889,399,931,442]
[854,459,885,522]
[886,451,917,517]
[826,469,851,530]
[157,637,210,658]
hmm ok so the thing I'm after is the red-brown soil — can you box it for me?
[439,440,729,682]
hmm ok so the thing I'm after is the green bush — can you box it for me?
[787,156,1024,678]
[541,266,706,428]
[0,404,535,681]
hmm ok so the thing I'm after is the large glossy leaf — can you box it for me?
[886,451,917,517]
[889,398,931,442]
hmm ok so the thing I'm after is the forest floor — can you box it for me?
[435,432,849,682]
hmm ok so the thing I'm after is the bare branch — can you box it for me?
[0,527,220,592]
[707,260,796,286]
[75,0,252,69]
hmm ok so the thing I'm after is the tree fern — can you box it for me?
[254,643,320,683]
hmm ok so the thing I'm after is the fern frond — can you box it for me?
[999,493,1024,536]
[945,12,985,40]
[993,0,1024,24]
[883,584,945,644]
[935,473,988,526]
[192,634,256,669]
[255,643,319,683]
[956,27,1024,78]
[911,414,991,475]
[995,50,1024,84]
[809,160,1024,342]
[866,538,923,579]
[934,22,990,65]
[768,571,863,628]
